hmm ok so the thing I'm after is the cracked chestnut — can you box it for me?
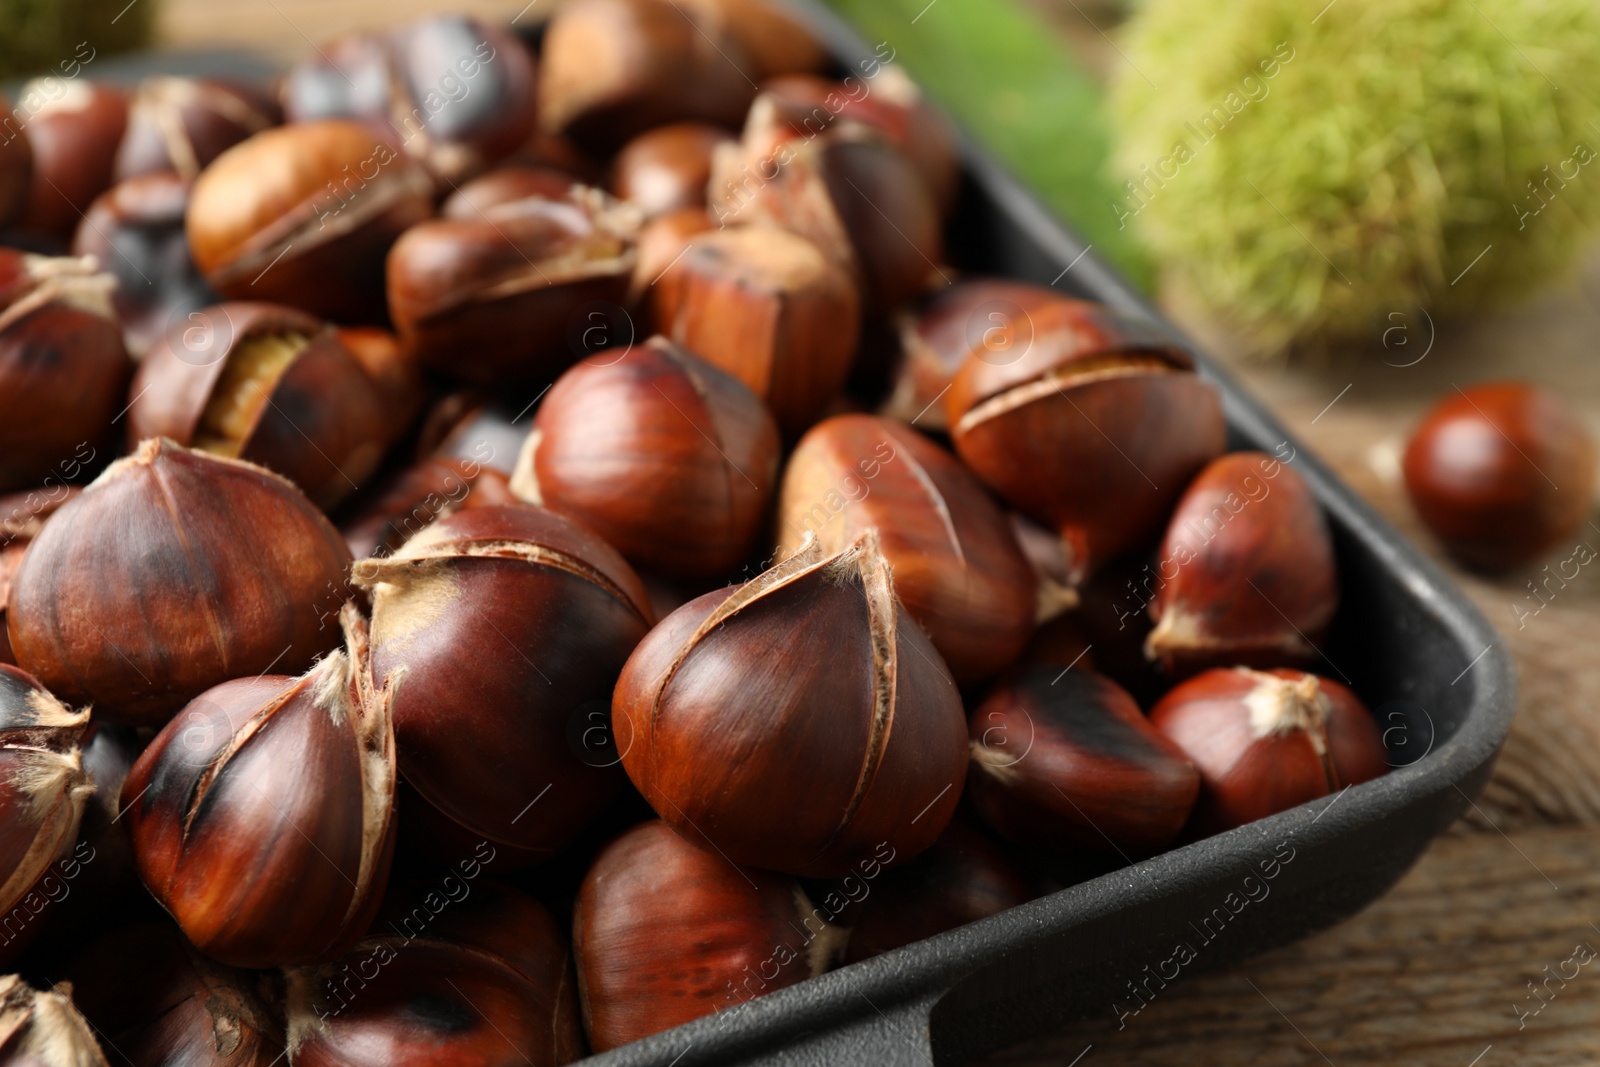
[114,76,279,182]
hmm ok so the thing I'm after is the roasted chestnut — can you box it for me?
[777,414,1035,683]
[282,16,537,186]
[352,505,653,862]
[1146,451,1338,674]
[114,76,280,182]
[1402,381,1597,571]
[386,186,639,387]
[127,302,392,509]
[946,296,1226,583]
[121,607,395,968]
[0,974,108,1066]
[285,880,582,1067]
[0,487,77,666]
[7,439,352,724]
[442,165,584,218]
[1150,668,1388,836]
[968,668,1199,854]
[614,530,968,877]
[0,96,33,229]
[0,251,130,493]
[12,80,127,239]
[186,119,434,322]
[515,336,781,578]
[335,324,426,432]
[574,820,845,1052]
[652,226,860,437]
[338,456,517,559]
[609,122,734,218]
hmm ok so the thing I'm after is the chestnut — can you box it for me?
[285,880,583,1067]
[72,172,217,357]
[515,336,781,579]
[0,487,77,666]
[414,393,526,474]
[776,414,1036,683]
[652,226,860,437]
[335,324,425,433]
[1402,381,1597,570]
[614,530,968,877]
[574,820,845,1052]
[967,668,1199,855]
[0,251,130,493]
[352,505,653,862]
[441,165,584,218]
[609,122,734,218]
[538,0,758,153]
[386,186,639,387]
[0,95,33,228]
[281,16,537,186]
[946,296,1227,582]
[1150,668,1389,836]
[681,0,829,79]
[12,80,127,239]
[186,119,434,322]
[0,974,108,1065]
[114,76,280,182]
[630,204,714,302]
[338,456,517,559]
[127,302,392,509]
[7,439,352,724]
[1146,451,1339,674]
[121,607,396,968]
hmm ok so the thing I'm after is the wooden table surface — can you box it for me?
[151,2,1600,1063]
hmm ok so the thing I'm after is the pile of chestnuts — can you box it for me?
[0,2,1410,1063]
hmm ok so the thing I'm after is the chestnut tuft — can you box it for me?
[574,820,844,1053]
[0,974,109,1067]
[1146,451,1339,674]
[609,122,734,219]
[7,439,352,724]
[121,606,396,968]
[1402,381,1597,571]
[1150,668,1388,836]
[515,336,781,579]
[614,530,968,877]
[777,414,1036,683]
[114,76,280,182]
[12,80,127,239]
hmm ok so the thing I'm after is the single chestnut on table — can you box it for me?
[7,439,352,725]
[114,76,280,182]
[0,250,130,493]
[776,414,1036,683]
[1150,667,1388,837]
[1145,451,1339,675]
[610,122,734,218]
[652,226,860,438]
[0,973,109,1066]
[614,530,969,878]
[968,668,1199,855]
[126,302,395,509]
[514,335,781,579]
[10,80,127,240]
[1402,381,1597,571]
[946,295,1227,583]
[186,119,434,322]
[574,820,845,1053]
[352,505,654,864]
[282,15,537,186]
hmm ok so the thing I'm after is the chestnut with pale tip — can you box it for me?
[6,439,352,725]
[574,820,845,1053]
[1146,451,1338,675]
[0,974,110,1067]
[120,606,397,969]
[613,529,969,878]
[776,414,1036,683]
[1150,668,1388,836]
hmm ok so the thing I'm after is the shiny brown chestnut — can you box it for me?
[442,166,584,219]
[186,119,434,322]
[335,324,425,433]
[614,530,968,877]
[282,16,537,186]
[574,820,845,1052]
[114,77,279,182]
[0,251,130,492]
[127,302,392,509]
[338,456,517,559]
[12,80,127,239]
[968,668,1199,854]
[0,488,77,666]
[539,0,758,153]
[946,296,1226,583]
[1150,668,1388,836]
[652,226,860,437]
[609,122,734,218]
[776,414,1035,683]
[7,439,352,725]
[121,607,395,968]
[1402,382,1597,571]
[0,974,109,1066]
[0,95,33,229]
[515,336,781,579]
[353,505,653,862]
[286,880,583,1067]
[1145,451,1338,674]
[387,186,639,387]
